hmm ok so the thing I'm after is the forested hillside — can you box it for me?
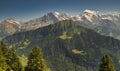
[4,20,120,71]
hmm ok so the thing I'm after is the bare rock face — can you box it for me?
[0,18,22,39]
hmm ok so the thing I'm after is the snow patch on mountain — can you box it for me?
[5,18,21,25]
[84,10,97,15]
[101,16,113,20]
[54,11,60,16]
[54,12,71,21]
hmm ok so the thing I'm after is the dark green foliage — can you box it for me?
[0,41,22,71]
[25,45,47,71]
[8,50,22,71]
[99,54,115,71]
[0,41,9,57]
[0,47,12,71]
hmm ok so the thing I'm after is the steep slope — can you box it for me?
[0,18,22,40]
[24,12,71,30]
[0,12,71,40]
[72,10,120,39]
[94,19,120,37]
[54,11,71,21]
[4,20,120,71]
[23,12,59,30]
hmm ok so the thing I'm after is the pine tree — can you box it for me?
[25,45,47,71]
[8,49,23,71]
[0,41,13,71]
[99,54,115,71]
[0,48,13,71]
[0,41,22,71]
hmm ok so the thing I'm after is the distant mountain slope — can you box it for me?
[0,12,71,40]
[23,12,71,30]
[0,10,120,40]
[23,12,59,30]
[0,18,22,40]
[4,20,120,71]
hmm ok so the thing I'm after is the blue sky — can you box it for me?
[0,0,120,21]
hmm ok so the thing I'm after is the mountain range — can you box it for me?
[0,10,120,40]
[4,20,120,71]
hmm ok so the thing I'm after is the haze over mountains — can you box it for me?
[4,20,120,71]
[0,10,120,40]
[1,9,120,71]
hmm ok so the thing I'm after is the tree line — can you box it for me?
[0,41,116,71]
[0,41,46,71]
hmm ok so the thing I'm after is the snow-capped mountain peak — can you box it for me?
[54,12,71,21]
[54,11,60,16]
[5,18,16,23]
[101,16,113,20]
[45,12,54,16]
[0,10,120,40]
[78,10,99,22]
[4,18,21,25]
[84,9,97,15]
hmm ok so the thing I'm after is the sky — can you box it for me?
[0,0,120,22]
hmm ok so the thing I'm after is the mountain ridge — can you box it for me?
[4,20,120,71]
[0,10,120,40]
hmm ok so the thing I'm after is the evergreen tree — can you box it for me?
[0,41,9,57]
[25,45,47,71]
[0,48,13,71]
[99,54,115,71]
[0,41,22,71]
[8,49,23,71]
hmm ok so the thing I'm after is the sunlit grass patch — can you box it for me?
[72,49,86,55]
[59,32,72,40]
